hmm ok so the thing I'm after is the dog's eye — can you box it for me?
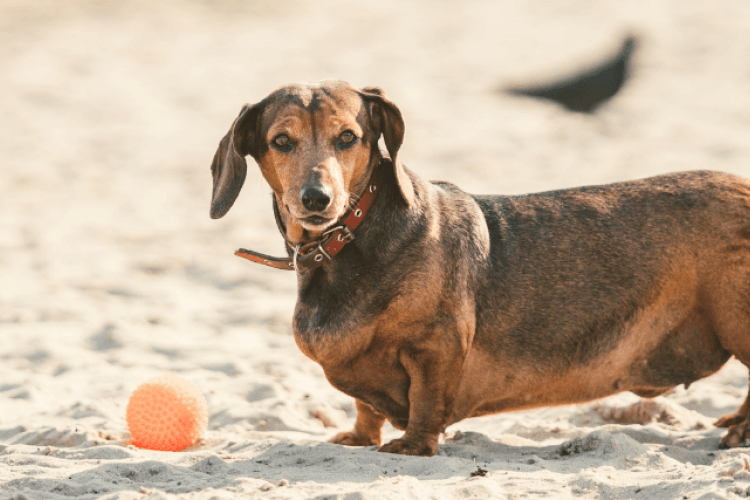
[336,131,357,150]
[272,134,293,152]
[340,131,355,143]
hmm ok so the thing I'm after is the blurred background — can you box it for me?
[1,0,749,435]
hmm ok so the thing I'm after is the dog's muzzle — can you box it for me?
[234,159,388,271]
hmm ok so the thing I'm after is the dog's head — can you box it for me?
[210,80,414,242]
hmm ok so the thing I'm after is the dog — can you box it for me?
[210,80,750,456]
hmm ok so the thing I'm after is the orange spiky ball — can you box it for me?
[126,375,208,452]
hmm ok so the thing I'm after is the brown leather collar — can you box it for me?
[234,161,385,271]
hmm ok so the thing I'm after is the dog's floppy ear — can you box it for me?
[360,87,415,206]
[210,103,262,219]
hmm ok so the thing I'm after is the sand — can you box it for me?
[2,1,750,498]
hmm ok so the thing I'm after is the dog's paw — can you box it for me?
[378,438,437,457]
[719,419,750,448]
[715,411,747,429]
[328,430,380,447]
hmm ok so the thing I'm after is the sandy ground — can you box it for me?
[2,1,750,499]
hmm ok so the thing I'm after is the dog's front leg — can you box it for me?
[378,344,464,457]
[329,399,386,447]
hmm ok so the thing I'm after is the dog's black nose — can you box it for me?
[301,185,332,212]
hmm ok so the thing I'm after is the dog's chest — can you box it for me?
[292,267,402,360]
[322,341,411,426]
[292,307,393,367]
[292,302,367,364]
[293,303,412,422]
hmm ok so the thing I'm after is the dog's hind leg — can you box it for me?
[709,268,750,448]
[715,374,750,447]
[329,399,386,447]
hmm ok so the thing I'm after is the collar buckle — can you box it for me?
[324,225,355,244]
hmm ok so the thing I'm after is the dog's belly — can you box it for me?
[451,286,732,424]
[452,343,729,423]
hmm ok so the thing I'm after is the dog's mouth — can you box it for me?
[300,215,334,228]
[283,192,347,234]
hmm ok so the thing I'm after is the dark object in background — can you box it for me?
[505,35,638,113]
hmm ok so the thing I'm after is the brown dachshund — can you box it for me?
[210,80,750,456]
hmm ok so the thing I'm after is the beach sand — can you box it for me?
[2,1,750,498]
